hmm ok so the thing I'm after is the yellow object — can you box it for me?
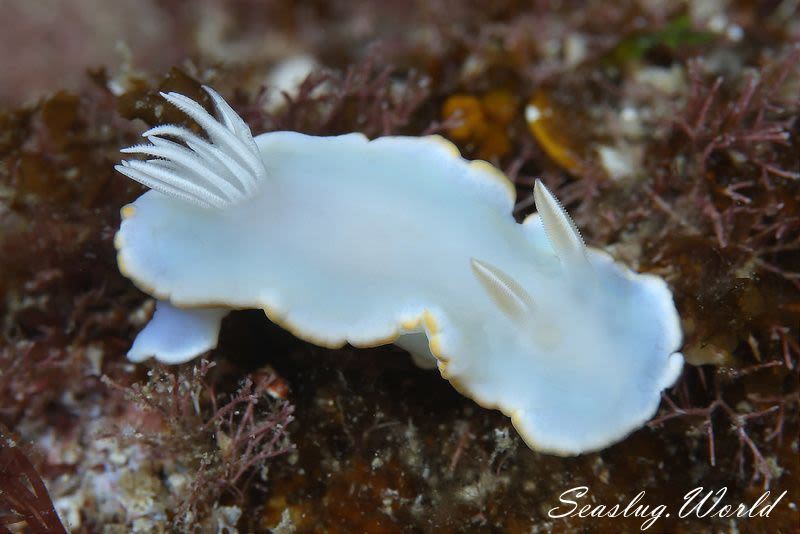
[477,122,511,160]
[442,91,515,159]
[525,91,581,173]
[481,89,517,125]
[442,95,486,141]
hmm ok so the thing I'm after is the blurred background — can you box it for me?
[1,0,438,107]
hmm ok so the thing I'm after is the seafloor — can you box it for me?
[0,1,798,532]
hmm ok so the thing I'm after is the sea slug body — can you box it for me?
[115,86,684,455]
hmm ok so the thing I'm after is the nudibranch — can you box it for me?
[115,86,684,455]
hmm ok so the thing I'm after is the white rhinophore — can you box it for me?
[533,179,591,276]
[470,258,534,321]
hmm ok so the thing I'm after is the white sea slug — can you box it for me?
[115,86,684,455]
